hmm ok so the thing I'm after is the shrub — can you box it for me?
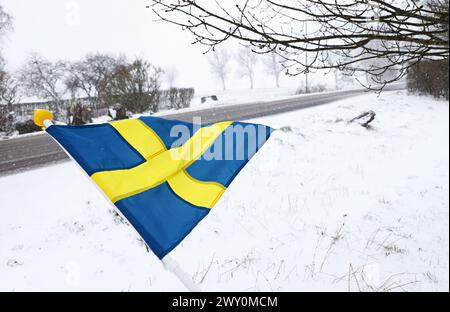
[108,104,128,121]
[167,88,195,109]
[108,58,162,114]
[296,83,327,95]
[67,101,93,125]
[407,59,449,100]
[148,90,161,113]
[179,88,195,108]
[168,88,179,109]
[15,119,41,134]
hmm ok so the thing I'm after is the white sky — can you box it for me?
[1,0,325,92]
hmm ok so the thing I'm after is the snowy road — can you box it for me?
[0,87,403,176]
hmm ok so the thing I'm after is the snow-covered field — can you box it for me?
[0,90,448,292]
[190,87,297,108]
[153,87,300,118]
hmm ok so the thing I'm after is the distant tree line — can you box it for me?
[15,53,164,116]
[1,52,194,113]
[1,53,193,134]
[207,47,286,91]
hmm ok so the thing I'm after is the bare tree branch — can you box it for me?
[151,0,449,90]
[18,54,67,114]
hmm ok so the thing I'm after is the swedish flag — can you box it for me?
[45,116,273,259]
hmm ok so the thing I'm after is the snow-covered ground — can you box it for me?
[190,87,297,108]
[0,90,448,292]
[153,87,301,118]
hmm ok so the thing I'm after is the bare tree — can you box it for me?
[325,52,355,90]
[151,0,449,90]
[263,51,284,88]
[18,54,66,115]
[64,53,123,108]
[0,70,16,134]
[164,66,179,88]
[0,4,12,40]
[108,57,162,113]
[0,5,12,68]
[208,48,231,90]
[0,70,20,109]
[0,4,14,131]
[236,46,258,89]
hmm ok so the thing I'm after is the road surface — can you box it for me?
[0,87,401,176]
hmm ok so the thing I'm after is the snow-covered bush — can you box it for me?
[179,88,195,108]
[296,83,327,95]
[167,87,194,110]
[407,59,449,100]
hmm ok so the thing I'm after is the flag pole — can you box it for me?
[161,255,201,292]
[34,109,201,292]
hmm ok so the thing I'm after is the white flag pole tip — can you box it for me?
[162,255,201,292]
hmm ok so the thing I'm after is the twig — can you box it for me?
[200,253,216,284]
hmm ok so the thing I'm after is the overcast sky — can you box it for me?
[1,0,321,92]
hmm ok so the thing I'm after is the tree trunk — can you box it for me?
[334,69,339,90]
[221,76,226,90]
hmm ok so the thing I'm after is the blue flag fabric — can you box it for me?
[46,116,273,259]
